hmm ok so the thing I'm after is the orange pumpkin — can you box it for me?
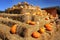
[45,18,49,20]
[25,12,30,15]
[27,20,31,24]
[32,32,40,38]
[49,23,53,25]
[44,24,52,31]
[33,13,36,15]
[36,13,42,16]
[39,28,45,33]
[10,24,18,34]
[36,12,40,15]
[30,21,35,25]
[49,15,54,19]
[27,21,35,25]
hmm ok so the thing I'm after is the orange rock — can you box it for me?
[32,32,40,38]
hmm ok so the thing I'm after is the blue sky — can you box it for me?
[0,0,60,11]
